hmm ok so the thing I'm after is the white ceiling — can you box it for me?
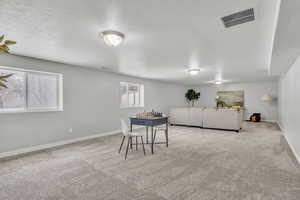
[0,0,281,85]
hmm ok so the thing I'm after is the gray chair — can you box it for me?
[153,125,168,147]
[119,119,146,159]
[153,113,168,146]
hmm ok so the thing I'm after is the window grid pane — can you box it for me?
[0,67,62,113]
[120,82,128,107]
[0,69,26,112]
[27,72,58,110]
[120,82,144,108]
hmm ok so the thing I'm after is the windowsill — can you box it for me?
[0,108,63,114]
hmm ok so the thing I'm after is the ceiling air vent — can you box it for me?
[222,8,255,28]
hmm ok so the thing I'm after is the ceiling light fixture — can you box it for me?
[100,30,125,47]
[215,81,223,85]
[187,68,201,75]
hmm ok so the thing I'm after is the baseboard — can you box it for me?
[261,120,278,123]
[276,121,300,165]
[0,129,121,159]
[0,126,146,159]
[282,132,300,165]
[276,121,285,132]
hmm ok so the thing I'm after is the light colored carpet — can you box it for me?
[0,122,300,200]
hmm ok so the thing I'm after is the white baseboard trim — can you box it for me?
[276,122,300,165]
[0,129,121,159]
[282,132,300,165]
[276,121,285,132]
[0,126,145,159]
[261,120,278,123]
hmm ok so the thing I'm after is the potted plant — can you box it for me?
[0,34,16,88]
[0,34,16,53]
[215,95,224,108]
[0,74,13,88]
[185,89,200,107]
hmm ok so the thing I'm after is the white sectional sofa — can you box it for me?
[170,107,242,132]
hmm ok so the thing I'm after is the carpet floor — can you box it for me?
[0,122,300,200]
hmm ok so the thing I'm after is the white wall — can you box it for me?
[0,54,186,154]
[278,54,300,162]
[190,81,279,121]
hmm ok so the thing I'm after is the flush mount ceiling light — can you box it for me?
[100,30,125,47]
[187,68,201,75]
[215,80,223,85]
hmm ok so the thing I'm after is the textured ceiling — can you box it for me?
[0,0,281,85]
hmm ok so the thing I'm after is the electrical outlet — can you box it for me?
[68,128,73,133]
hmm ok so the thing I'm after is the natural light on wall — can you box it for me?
[120,82,144,108]
[0,66,63,113]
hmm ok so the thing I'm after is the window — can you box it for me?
[120,82,144,108]
[0,66,63,113]
[0,68,26,112]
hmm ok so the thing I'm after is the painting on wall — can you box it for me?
[216,90,244,108]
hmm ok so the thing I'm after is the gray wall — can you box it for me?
[190,81,279,121]
[0,54,186,153]
[278,54,300,161]
[0,54,281,155]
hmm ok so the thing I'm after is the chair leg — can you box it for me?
[125,137,131,160]
[165,130,168,147]
[130,137,133,149]
[141,136,146,156]
[146,126,149,144]
[118,136,126,153]
[154,130,157,143]
[136,136,138,151]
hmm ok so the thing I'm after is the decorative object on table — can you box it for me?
[216,90,244,108]
[250,113,261,122]
[261,94,274,101]
[0,73,13,88]
[136,110,163,118]
[0,34,16,54]
[185,89,200,107]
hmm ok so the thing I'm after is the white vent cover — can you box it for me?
[222,8,255,28]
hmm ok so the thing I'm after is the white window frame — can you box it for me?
[0,66,63,113]
[120,82,144,108]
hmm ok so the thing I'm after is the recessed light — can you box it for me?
[215,81,222,85]
[100,30,125,47]
[187,68,201,75]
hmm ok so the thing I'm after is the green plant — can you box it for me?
[0,34,16,88]
[185,89,200,107]
[0,34,16,54]
[215,96,224,108]
[0,74,13,88]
